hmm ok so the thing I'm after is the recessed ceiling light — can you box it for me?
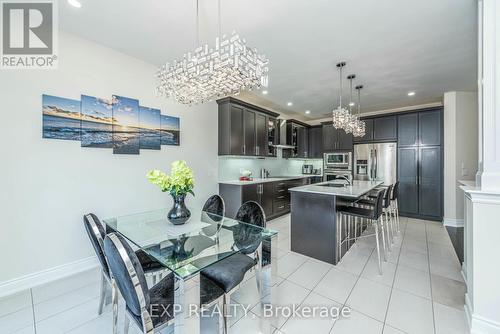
[408,91,416,96]
[68,0,82,8]
[287,102,293,106]
[305,110,311,114]
[262,90,268,95]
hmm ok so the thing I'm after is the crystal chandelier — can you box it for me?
[332,62,351,129]
[352,85,366,137]
[156,0,269,105]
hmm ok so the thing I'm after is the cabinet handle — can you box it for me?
[242,145,246,155]
[277,195,285,199]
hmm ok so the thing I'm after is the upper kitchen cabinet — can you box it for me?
[217,97,280,157]
[353,116,396,143]
[398,112,419,147]
[353,119,373,142]
[419,109,442,146]
[308,125,323,158]
[322,122,353,152]
[397,109,443,147]
[373,116,397,141]
[286,120,310,158]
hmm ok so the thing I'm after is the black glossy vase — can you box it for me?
[167,194,191,225]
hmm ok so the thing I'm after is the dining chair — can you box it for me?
[390,181,401,233]
[103,233,226,334]
[200,195,225,241]
[200,201,266,334]
[83,213,166,315]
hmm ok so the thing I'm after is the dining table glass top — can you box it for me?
[103,208,278,279]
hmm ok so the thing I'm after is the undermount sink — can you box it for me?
[320,183,348,188]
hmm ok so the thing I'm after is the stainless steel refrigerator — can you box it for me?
[354,142,397,185]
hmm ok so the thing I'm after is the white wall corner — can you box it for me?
[443,217,465,227]
[0,256,98,299]
[470,314,500,334]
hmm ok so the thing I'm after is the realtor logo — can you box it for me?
[1,0,58,69]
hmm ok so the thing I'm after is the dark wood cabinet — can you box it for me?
[243,109,256,156]
[267,117,278,157]
[322,123,335,152]
[286,120,310,158]
[419,110,442,146]
[321,122,353,152]
[255,113,267,157]
[419,146,442,217]
[398,147,419,215]
[219,177,311,220]
[373,116,397,141]
[398,113,419,147]
[396,108,443,221]
[308,125,323,158]
[353,119,374,142]
[217,98,280,157]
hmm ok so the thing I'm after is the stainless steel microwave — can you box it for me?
[324,152,352,170]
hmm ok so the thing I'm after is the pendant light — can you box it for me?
[344,74,357,134]
[352,85,366,137]
[332,62,350,129]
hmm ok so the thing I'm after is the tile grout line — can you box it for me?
[425,222,437,334]
[30,288,37,334]
[382,216,407,334]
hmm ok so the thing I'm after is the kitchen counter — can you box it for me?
[289,180,384,198]
[218,174,322,186]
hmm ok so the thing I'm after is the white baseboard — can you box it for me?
[465,293,500,334]
[0,256,99,298]
[443,218,465,227]
[471,314,500,334]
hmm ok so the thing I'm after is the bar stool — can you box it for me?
[337,190,387,274]
[356,184,394,250]
[390,182,401,233]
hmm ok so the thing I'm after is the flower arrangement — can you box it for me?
[147,160,195,196]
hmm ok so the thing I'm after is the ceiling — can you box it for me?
[59,0,478,120]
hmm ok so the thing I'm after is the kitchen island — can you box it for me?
[289,180,383,265]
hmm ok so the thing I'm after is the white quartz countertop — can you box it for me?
[218,175,322,185]
[288,180,384,198]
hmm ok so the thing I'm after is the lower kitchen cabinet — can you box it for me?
[219,177,310,220]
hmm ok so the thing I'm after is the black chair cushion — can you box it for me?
[201,253,255,293]
[104,234,150,317]
[356,198,375,206]
[338,206,376,220]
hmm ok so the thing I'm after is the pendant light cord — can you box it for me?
[218,0,222,37]
[195,0,200,47]
[339,65,343,108]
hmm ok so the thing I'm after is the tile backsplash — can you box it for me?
[218,154,323,180]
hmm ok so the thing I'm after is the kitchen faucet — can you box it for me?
[336,176,351,186]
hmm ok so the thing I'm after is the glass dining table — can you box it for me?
[103,208,279,334]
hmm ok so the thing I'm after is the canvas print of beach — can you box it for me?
[160,115,180,146]
[42,95,81,140]
[80,95,114,148]
[112,95,140,155]
[139,106,161,150]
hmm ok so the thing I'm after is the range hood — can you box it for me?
[270,119,295,149]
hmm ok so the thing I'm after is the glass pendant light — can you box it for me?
[332,62,350,129]
[352,85,366,137]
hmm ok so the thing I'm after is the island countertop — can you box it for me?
[288,180,384,198]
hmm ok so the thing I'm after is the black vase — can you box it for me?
[167,193,191,225]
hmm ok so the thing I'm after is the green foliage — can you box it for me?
[147,160,195,196]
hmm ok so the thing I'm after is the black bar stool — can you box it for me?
[357,184,394,250]
[337,190,387,274]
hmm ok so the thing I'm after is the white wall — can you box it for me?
[443,91,478,226]
[0,33,218,286]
